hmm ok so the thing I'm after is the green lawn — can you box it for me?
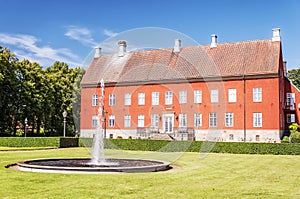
[0,148,299,199]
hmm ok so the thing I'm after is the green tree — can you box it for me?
[0,47,19,135]
[287,68,300,90]
[0,45,85,137]
[16,60,44,136]
[42,61,84,136]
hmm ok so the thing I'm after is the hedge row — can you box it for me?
[0,137,60,147]
[1,137,300,155]
[79,138,300,155]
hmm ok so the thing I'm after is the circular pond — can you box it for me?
[15,158,171,174]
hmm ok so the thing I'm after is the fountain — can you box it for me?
[9,79,170,173]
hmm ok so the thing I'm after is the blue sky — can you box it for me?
[0,0,299,70]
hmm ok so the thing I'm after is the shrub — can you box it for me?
[288,123,300,143]
[290,132,300,143]
[281,136,290,143]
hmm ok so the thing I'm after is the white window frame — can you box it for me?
[287,114,295,123]
[124,93,131,106]
[286,93,295,106]
[225,112,234,127]
[124,114,131,128]
[253,112,262,127]
[138,114,144,127]
[92,94,98,106]
[92,115,98,128]
[165,91,173,105]
[253,88,262,102]
[138,92,145,105]
[210,89,218,103]
[228,89,236,103]
[179,91,187,104]
[194,90,202,104]
[194,113,202,127]
[209,112,217,127]
[109,94,116,106]
[179,113,187,127]
[151,114,159,128]
[108,115,115,127]
[152,92,159,106]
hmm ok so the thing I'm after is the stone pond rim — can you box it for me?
[13,158,171,174]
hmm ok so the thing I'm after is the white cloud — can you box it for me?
[0,33,82,67]
[65,26,97,46]
[103,29,118,38]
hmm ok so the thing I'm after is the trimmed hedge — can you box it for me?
[1,137,300,155]
[78,138,300,155]
[0,137,60,147]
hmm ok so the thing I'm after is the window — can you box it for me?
[124,93,131,106]
[138,114,144,127]
[165,91,173,105]
[179,113,187,127]
[108,115,115,127]
[253,88,262,102]
[179,91,187,104]
[287,114,295,123]
[109,94,116,106]
[229,134,234,140]
[225,112,234,127]
[138,92,145,105]
[209,112,217,127]
[255,135,260,141]
[286,93,295,108]
[92,115,98,128]
[228,89,236,103]
[210,89,218,103]
[194,90,202,104]
[253,112,262,127]
[92,94,98,106]
[152,92,159,106]
[194,113,202,127]
[151,114,159,128]
[124,114,131,128]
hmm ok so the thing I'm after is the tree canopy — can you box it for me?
[287,68,300,90]
[0,46,85,136]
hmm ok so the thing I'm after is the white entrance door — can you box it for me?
[163,113,174,133]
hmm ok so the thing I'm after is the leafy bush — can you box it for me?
[281,136,290,143]
[288,123,300,143]
[290,132,300,143]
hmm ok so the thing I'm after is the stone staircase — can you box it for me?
[148,133,175,140]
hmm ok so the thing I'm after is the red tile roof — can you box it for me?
[81,39,281,86]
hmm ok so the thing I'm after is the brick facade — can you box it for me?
[80,30,300,142]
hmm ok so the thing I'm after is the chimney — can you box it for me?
[118,40,127,57]
[283,61,287,77]
[94,46,101,58]
[210,34,217,48]
[173,39,181,53]
[272,28,281,42]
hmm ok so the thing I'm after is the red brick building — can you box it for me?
[80,28,300,142]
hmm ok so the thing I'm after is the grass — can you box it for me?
[0,148,300,198]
